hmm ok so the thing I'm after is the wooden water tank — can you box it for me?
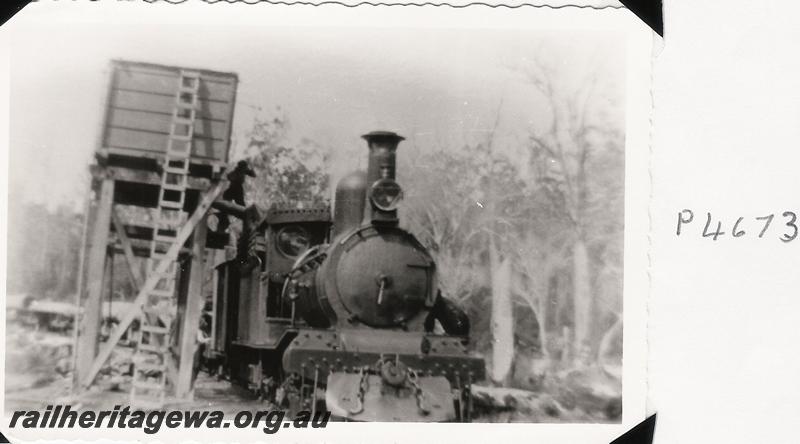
[99,60,238,168]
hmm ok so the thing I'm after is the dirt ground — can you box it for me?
[4,325,619,423]
[6,365,266,415]
[4,324,266,416]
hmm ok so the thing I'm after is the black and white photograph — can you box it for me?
[0,2,653,442]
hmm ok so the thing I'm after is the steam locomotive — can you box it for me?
[209,131,485,422]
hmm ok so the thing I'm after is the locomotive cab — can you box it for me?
[210,204,331,385]
[261,205,331,321]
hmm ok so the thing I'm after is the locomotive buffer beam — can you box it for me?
[282,329,484,421]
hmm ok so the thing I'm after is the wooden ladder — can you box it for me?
[129,70,201,409]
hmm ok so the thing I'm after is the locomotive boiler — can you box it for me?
[211,131,485,422]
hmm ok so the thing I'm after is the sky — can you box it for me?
[8,21,624,211]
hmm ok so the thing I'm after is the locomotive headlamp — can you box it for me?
[369,178,404,212]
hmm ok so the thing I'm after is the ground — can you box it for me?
[4,324,620,423]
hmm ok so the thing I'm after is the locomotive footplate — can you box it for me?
[282,328,485,421]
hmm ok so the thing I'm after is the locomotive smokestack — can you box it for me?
[362,131,405,225]
[363,131,403,183]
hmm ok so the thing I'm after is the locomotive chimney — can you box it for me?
[362,131,405,225]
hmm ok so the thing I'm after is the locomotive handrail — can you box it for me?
[291,244,324,270]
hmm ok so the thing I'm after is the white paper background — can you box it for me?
[650,1,800,443]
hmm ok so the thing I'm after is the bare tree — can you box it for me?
[402,138,534,384]
[520,55,624,362]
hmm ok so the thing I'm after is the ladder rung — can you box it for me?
[148,242,175,255]
[159,200,184,210]
[141,324,169,340]
[164,165,189,175]
[167,135,192,146]
[154,272,176,282]
[177,83,198,93]
[135,362,166,373]
[151,234,176,244]
[159,201,185,213]
[152,225,182,234]
[152,218,183,230]
[161,181,187,191]
[155,207,183,218]
[151,288,175,298]
[157,206,184,215]
[161,170,189,180]
[162,174,188,184]
[132,367,166,381]
[141,324,169,335]
[173,101,196,111]
[150,253,176,264]
[149,276,175,288]
[162,171,188,181]
[168,134,193,142]
[148,288,175,298]
[165,151,191,160]
[142,307,171,318]
[138,342,168,353]
[147,259,176,275]
[154,235,178,244]
[132,381,166,392]
[150,244,174,258]
[153,277,176,290]
[147,254,167,264]
[172,116,195,126]
[167,148,192,159]
[162,167,188,178]
[177,84,198,93]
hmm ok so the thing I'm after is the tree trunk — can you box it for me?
[572,238,591,364]
[597,316,622,373]
[490,238,514,384]
[539,273,557,357]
